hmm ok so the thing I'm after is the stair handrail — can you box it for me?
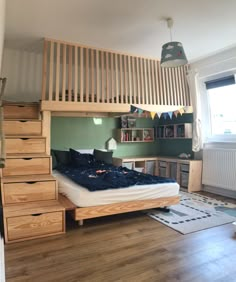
[0,77,7,168]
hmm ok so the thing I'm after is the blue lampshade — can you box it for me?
[161,41,188,67]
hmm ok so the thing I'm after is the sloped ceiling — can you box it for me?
[4,0,236,61]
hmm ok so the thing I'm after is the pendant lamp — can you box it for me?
[160,18,188,67]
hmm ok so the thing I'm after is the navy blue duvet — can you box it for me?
[56,161,176,192]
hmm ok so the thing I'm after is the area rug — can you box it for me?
[147,191,236,234]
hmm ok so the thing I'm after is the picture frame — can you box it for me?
[127,118,136,128]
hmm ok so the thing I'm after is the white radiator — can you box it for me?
[202,148,236,191]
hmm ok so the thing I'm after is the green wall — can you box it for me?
[155,113,193,157]
[51,113,193,158]
[51,117,159,157]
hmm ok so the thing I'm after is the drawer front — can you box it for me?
[3,121,42,136]
[6,211,64,241]
[3,181,57,204]
[4,104,39,119]
[3,157,51,176]
[5,138,46,154]
[180,172,189,187]
[180,164,189,172]
[159,161,167,167]
[122,162,133,170]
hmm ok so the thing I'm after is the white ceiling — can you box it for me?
[4,0,236,61]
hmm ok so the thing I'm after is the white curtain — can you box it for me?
[187,69,203,152]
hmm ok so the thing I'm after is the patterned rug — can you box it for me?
[147,191,236,234]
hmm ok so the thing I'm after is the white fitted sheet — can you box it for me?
[53,170,180,207]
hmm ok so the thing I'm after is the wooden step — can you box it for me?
[3,103,39,120]
[1,175,58,205]
[3,120,42,136]
[3,200,65,243]
[3,154,51,177]
[5,136,46,154]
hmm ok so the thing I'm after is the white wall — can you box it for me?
[0,0,5,74]
[1,48,43,102]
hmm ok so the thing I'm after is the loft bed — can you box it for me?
[39,38,192,224]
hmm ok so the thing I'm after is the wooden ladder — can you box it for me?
[1,102,65,243]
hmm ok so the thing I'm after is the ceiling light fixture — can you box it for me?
[160,18,188,68]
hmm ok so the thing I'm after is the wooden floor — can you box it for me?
[4,193,236,282]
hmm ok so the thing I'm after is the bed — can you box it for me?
[52,149,180,225]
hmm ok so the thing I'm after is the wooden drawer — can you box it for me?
[5,137,46,154]
[4,104,39,119]
[2,180,57,205]
[3,120,42,136]
[3,157,51,176]
[6,211,64,242]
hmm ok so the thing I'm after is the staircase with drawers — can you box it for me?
[1,102,65,243]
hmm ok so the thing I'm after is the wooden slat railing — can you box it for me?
[41,38,191,110]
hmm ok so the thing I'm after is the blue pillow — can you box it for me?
[69,148,95,167]
[93,149,113,164]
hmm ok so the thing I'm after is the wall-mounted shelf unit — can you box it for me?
[156,123,192,139]
[117,128,154,143]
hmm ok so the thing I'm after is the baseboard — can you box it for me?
[203,185,236,199]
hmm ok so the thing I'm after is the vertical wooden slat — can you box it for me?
[115,53,119,103]
[136,57,141,104]
[178,67,184,105]
[128,56,132,104]
[62,44,66,102]
[49,41,54,101]
[168,68,173,105]
[120,55,123,103]
[101,51,104,103]
[171,68,177,105]
[165,68,171,105]
[42,40,48,101]
[111,53,114,103]
[91,49,94,102]
[151,60,156,105]
[157,61,162,104]
[55,42,60,102]
[132,57,136,104]
[96,50,100,103]
[175,67,181,105]
[74,46,78,102]
[161,67,166,105]
[144,59,148,104]
[140,58,144,104]
[106,52,109,103]
[80,47,84,102]
[124,56,128,103]
[181,66,186,105]
[86,48,89,102]
[68,45,72,102]
[147,59,152,104]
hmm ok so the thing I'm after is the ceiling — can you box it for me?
[4,0,236,62]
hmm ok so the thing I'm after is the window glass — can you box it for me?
[207,84,236,136]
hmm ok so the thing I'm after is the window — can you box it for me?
[205,75,236,139]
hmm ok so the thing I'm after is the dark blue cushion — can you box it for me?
[70,148,95,167]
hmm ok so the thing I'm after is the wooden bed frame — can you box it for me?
[59,193,180,226]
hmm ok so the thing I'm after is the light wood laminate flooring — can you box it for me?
[4,192,236,282]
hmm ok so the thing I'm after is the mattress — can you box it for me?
[53,170,180,207]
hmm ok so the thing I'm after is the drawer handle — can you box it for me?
[18,105,25,108]
[32,213,42,217]
[21,138,29,140]
[23,158,32,160]
[19,120,27,123]
[26,181,36,184]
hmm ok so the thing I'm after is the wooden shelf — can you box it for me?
[117,128,154,143]
[156,123,192,139]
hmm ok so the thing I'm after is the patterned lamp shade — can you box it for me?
[160,41,188,67]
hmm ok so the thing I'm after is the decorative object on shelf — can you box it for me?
[178,153,191,159]
[127,118,136,128]
[117,128,154,143]
[106,138,117,151]
[160,18,188,68]
[120,116,128,128]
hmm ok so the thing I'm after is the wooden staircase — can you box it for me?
[1,102,65,243]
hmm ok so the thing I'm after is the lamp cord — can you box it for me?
[169,27,173,42]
